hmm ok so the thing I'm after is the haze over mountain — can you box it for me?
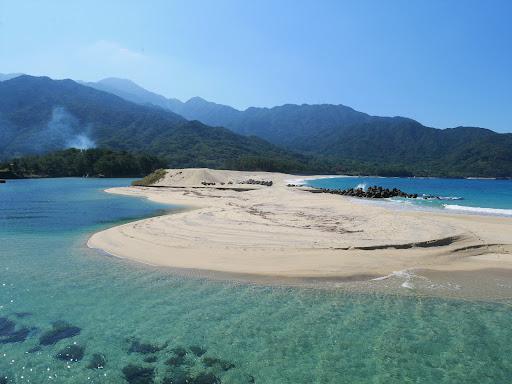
[79,77,183,112]
[85,77,512,177]
[0,75,300,169]
[0,73,23,82]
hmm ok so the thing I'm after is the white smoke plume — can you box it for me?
[42,106,96,150]
[66,133,95,150]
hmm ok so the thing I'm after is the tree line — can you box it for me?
[0,148,167,178]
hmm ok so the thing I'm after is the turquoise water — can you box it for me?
[1,179,512,383]
[306,176,512,215]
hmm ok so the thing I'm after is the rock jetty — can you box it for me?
[201,179,273,187]
[240,179,273,187]
[312,185,418,199]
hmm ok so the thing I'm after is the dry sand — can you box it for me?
[88,168,512,280]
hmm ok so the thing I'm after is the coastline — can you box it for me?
[88,168,512,287]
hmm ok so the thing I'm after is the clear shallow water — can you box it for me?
[1,179,512,383]
[306,176,512,215]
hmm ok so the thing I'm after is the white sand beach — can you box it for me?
[88,168,512,280]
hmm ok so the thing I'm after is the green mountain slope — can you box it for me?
[0,76,303,170]
[87,78,512,177]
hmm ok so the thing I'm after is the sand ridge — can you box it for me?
[88,168,512,279]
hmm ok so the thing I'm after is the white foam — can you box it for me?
[419,194,463,201]
[284,178,308,185]
[438,196,463,201]
[401,281,414,289]
[371,269,416,281]
[372,269,426,290]
[284,175,350,185]
[443,204,512,216]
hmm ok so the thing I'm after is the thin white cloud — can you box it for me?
[79,40,148,63]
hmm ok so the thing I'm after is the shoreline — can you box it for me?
[88,168,512,292]
[305,175,512,218]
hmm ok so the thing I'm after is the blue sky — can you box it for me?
[0,0,511,132]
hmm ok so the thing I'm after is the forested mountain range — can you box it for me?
[84,77,512,177]
[1,74,511,177]
[0,75,303,171]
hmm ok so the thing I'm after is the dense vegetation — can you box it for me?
[131,169,167,186]
[91,79,512,178]
[0,148,167,178]
[1,75,511,178]
[171,100,512,177]
[0,76,300,171]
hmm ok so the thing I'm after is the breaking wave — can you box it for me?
[420,194,463,201]
[443,204,512,216]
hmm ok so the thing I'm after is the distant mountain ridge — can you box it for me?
[84,78,375,147]
[1,75,511,177]
[84,77,512,177]
[0,73,23,82]
[79,77,183,112]
[0,75,302,170]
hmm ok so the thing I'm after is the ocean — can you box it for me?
[1,178,511,383]
[305,176,512,216]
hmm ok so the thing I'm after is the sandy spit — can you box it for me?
[88,168,512,280]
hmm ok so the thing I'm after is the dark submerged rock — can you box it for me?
[28,345,42,353]
[143,355,157,363]
[165,372,220,384]
[39,321,80,345]
[0,318,15,337]
[171,346,187,357]
[87,353,106,369]
[122,364,155,384]
[128,339,164,354]
[189,345,207,357]
[165,354,185,367]
[162,372,187,384]
[165,345,189,366]
[188,372,221,384]
[202,356,235,371]
[0,317,33,344]
[55,344,85,362]
[14,312,32,319]
[0,327,31,344]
